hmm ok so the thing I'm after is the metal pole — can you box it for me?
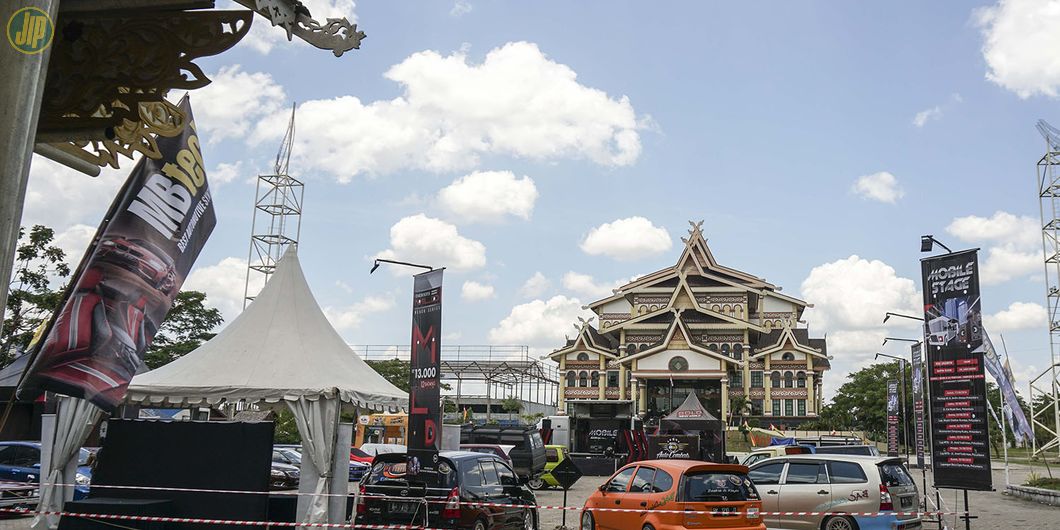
[0,0,59,329]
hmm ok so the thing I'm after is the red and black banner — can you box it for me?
[407,269,443,480]
[921,249,991,491]
[886,379,899,457]
[19,96,215,412]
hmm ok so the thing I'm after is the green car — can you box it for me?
[527,445,566,490]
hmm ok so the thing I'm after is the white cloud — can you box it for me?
[51,224,97,266]
[376,214,486,272]
[520,272,551,298]
[192,65,286,144]
[912,106,942,127]
[976,0,1060,98]
[946,211,1040,285]
[325,294,396,331]
[210,161,245,185]
[184,257,257,323]
[461,280,496,301]
[580,217,672,260]
[851,171,904,203]
[437,170,537,222]
[450,0,472,16]
[984,301,1047,332]
[233,0,358,55]
[23,155,127,229]
[488,295,592,348]
[561,271,627,300]
[252,41,645,181]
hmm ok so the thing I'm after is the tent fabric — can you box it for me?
[34,396,103,529]
[659,393,722,432]
[770,437,797,446]
[125,247,407,410]
[289,397,338,524]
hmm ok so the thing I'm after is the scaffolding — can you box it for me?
[243,105,304,308]
[354,345,559,421]
[1032,119,1060,457]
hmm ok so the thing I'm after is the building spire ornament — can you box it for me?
[573,316,595,334]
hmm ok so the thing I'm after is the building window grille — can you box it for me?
[751,399,764,415]
[626,344,637,356]
[579,371,588,387]
[770,372,781,388]
[784,372,793,388]
[772,399,781,416]
[733,344,743,360]
[729,370,743,387]
[797,399,806,416]
[590,371,599,387]
[751,371,763,388]
[797,372,806,388]
[577,352,589,361]
[785,399,794,417]
[721,344,730,357]
[607,371,619,387]
[782,352,795,361]
[565,371,575,388]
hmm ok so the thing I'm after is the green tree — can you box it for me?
[828,361,909,442]
[366,359,411,392]
[729,395,749,427]
[1,225,71,365]
[273,407,301,444]
[143,290,223,369]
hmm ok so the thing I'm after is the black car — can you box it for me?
[460,425,546,482]
[356,451,538,530]
[270,460,299,490]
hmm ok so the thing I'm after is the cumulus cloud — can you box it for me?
[580,217,672,260]
[376,214,486,272]
[461,280,496,301]
[946,211,1039,285]
[23,155,127,229]
[184,257,258,322]
[325,294,396,331]
[210,161,245,185]
[252,41,645,181]
[984,301,1047,332]
[488,295,592,349]
[193,65,286,145]
[562,271,627,300]
[976,0,1060,98]
[520,272,551,298]
[851,172,904,203]
[51,224,97,265]
[437,170,537,222]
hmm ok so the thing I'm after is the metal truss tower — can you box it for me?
[243,105,304,309]
[1032,119,1060,457]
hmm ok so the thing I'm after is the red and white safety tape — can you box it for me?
[0,507,440,530]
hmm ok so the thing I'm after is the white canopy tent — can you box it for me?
[127,247,407,523]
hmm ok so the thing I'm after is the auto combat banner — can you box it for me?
[19,97,215,412]
[646,435,700,460]
[921,249,992,491]
[886,379,899,457]
[408,269,443,482]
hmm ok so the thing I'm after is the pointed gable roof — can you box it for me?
[750,322,828,360]
[546,317,618,361]
[618,310,736,366]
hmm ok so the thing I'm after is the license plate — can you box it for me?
[389,502,417,514]
[711,506,738,517]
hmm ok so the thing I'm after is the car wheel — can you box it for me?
[823,515,858,530]
[473,518,487,530]
[580,511,595,530]
[528,477,546,490]
[523,509,536,530]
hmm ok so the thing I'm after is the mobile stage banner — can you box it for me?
[886,379,900,457]
[911,342,926,468]
[19,97,215,412]
[921,249,992,491]
[408,269,443,480]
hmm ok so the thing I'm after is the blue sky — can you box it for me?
[23,0,1060,398]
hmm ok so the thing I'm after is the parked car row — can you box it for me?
[0,441,91,499]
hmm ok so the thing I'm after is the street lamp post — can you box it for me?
[877,349,912,464]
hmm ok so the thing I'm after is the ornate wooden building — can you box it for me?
[548,222,829,451]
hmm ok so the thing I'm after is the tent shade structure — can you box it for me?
[660,392,722,432]
[126,247,407,409]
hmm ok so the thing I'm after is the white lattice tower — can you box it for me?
[1032,119,1060,457]
[243,105,303,308]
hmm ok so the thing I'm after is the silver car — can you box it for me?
[748,455,920,530]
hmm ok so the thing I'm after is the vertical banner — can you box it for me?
[18,97,215,412]
[921,249,992,491]
[887,379,900,457]
[911,343,926,468]
[982,331,1035,444]
[408,269,443,482]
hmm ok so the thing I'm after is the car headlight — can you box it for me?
[75,473,90,486]
[271,469,284,478]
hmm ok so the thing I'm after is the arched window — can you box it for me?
[590,371,599,387]
[579,371,588,387]
[733,344,744,360]
[784,372,794,388]
[797,372,806,388]
[721,344,730,357]
[669,356,689,372]
[735,305,743,318]
[565,371,575,388]
[782,352,795,361]
[723,304,731,315]
[712,304,721,312]
[770,372,781,388]
[639,305,648,314]
[707,344,719,352]
[764,320,773,331]
[626,344,637,356]
[639,343,649,352]
[577,352,590,361]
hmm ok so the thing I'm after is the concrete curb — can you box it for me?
[1005,484,1060,507]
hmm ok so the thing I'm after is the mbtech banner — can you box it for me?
[920,249,991,491]
[19,96,215,411]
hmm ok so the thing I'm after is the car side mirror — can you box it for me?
[598,484,607,492]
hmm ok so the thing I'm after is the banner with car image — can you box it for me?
[920,249,992,491]
[19,96,215,412]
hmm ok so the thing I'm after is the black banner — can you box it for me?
[408,269,443,480]
[19,97,215,411]
[911,342,926,468]
[921,249,991,491]
[887,379,899,457]
[646,435,700,460]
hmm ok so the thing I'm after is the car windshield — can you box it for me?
[366,459,456,488]
[878,462,914,487]
[77,448,91,466]
[282,450,301,464]
[682,472,759,502]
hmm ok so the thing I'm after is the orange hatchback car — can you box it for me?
[580,460,765,530]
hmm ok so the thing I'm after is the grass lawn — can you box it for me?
[1026,476,1060,491]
